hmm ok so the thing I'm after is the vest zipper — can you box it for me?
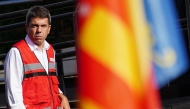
[47,74,55,107]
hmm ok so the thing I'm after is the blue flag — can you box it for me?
[143,0,189,88]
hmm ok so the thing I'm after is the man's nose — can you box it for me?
[36,26,42,33]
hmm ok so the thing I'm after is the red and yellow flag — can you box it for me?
[76,0,161,108]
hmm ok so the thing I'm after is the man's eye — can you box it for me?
[41,25,47,27]
[31,25,37,28]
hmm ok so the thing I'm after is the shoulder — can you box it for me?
[45,40,55,50]
[6,47,20,57]
[8,47,20,54]
[13,39,26,47]
[4,47,21,64]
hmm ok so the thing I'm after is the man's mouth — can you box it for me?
[35,35,42,37]
[35,35,42,38]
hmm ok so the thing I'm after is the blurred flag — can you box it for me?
[76,0,161,109]
[143,0,189,88]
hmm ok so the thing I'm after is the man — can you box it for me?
[4,6,70,109]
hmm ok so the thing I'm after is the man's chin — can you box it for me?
[34,40,43,46]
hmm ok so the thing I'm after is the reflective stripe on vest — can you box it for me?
[24,63,55,72]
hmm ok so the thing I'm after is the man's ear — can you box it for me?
[48,25,51,34]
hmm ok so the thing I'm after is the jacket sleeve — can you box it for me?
[4,48,26,109]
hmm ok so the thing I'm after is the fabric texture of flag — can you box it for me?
[143,0,189,88]
[75,0,161,108]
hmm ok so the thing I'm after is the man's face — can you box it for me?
[26,17,51,48]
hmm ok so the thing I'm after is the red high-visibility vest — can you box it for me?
[12,39,61,109]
